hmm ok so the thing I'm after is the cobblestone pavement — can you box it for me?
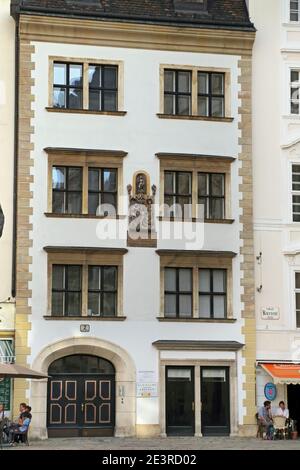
[5,436,300,450]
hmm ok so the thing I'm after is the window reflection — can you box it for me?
[53,62,83,109]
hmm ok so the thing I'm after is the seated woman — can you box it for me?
[8,410,31,445]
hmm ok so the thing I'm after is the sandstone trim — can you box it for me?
[238,56,256,427]
[13,40,35,413]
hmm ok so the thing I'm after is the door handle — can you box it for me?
[192,401,195,412]
[81,403,84,412]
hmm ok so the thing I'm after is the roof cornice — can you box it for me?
[17,14,255,56]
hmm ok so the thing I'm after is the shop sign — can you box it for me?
[264,382,277,401]
[261,307,280,320]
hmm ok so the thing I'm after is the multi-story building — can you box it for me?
[0,0,16,416]
[11,0,256,438]
[250,0,300,427]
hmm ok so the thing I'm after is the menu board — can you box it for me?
[0,378,11,411]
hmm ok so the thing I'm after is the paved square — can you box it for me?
[5,436,300,450]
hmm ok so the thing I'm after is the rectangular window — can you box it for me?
[52,166,83,214]
[198,173,225,220]
[292,164,300,222]
[88,65,118,112]
[88,266,117,317]
[164,70,192,115]
[290,0,300,21]
[296,272,300,327]
[198,72,225,118]
[164,268,193,318]
[164,171,192,218]
[52,265,82,317]
[291,70,300,115]
[199,269,227,319]
[88,168,118,216]
[53,62,83,109]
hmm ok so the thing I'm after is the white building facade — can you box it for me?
[12,0,256,438]
[0,0,16,415]
[250,0,300,424]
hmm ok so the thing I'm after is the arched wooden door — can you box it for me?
[47,354,115,437]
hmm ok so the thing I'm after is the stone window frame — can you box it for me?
[44,148,126,218]
[157,251,236,322]
[44,247,127,320]
[158,64,233,122]
[47,56,126,116]
[157,153,234,223]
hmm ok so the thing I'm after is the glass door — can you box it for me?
[201,367,230,436]
[166,366,195,436]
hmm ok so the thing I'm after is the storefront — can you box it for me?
[165,365,230,436]
[154,340,243,437]
[257,363,300,431]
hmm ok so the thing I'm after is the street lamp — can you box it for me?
[0,205,4,238]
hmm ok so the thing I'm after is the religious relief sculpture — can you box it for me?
[127,172,157,246]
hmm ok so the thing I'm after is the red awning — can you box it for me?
[260,363,300,384]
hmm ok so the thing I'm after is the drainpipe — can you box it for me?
[12,17,19,299]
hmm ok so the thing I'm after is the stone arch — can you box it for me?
[30,337,136,439]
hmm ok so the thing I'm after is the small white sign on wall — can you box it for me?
[137,371,158,398]
[261,307,280,320]
[136,383,158,398]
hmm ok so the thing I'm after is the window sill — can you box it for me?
[44,212,126,220]
[45,107,127,116]
[282,114,300,120]
[157,317,236,323]
[157,113,234,123]
[158,216,234,224]
[44,316,126,321]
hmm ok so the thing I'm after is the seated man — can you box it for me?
[8,411,31,445]
[275,401,289,418]
[258,400,274,439]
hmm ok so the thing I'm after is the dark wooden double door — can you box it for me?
[48,375,115,437]
[47,355,115,437]
[166,366,230,436]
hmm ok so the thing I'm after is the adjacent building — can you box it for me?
[250,0,300,428]
[0,0,16,416]
[11,0,256,438]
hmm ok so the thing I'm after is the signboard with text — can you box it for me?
[137,371,158,398]
[261,307,280,320]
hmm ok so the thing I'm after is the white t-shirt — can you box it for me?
[275,407,289,418]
